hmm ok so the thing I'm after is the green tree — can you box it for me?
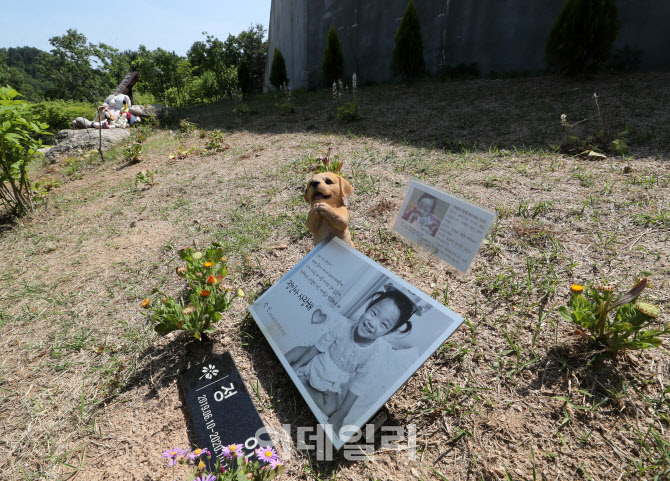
[0,51,10,87]
[391,0,425,82]
[236,25,268,94]
[0,87,50,215]
[269,48,289,90]
[1,47,53,101]
[188,34,240,99]
[546,0,620,75]
[237,60,252,99]
[136,46,193,108]
[187,40,209,73]
[322,26,344,85]
[38,29,115,101]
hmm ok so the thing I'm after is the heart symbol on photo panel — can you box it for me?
[311,308,327,324]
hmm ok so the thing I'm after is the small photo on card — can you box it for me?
[393,180,496,273]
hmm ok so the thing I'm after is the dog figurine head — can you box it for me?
[304,172,353,206]
[304,172,354,247]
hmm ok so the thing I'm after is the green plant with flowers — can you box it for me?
[332,73,360,122]
[559,278,668,353]
[141,242,244,340]
[305,147,343,175]
[162,444,285,481]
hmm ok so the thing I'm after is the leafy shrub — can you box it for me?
[142,242,244,340]
[269,48,289,91]
[204,130,230,153]
[123,142,143,163]
[337,102,360,122]
[135,170,156,188]
[168,145,198,160]
[31,177,62,204]
[233,103,249,114]
[0,87,50,215]
[559,279,668,353]
[123,127,148,163]
[29,100,96,134]
[546,0,620,75]
[391,0,425,82]
[322,26,345,86]
[188,70,218,104]
[237,60,253,99]
[179,119,198,134]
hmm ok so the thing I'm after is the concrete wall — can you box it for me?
[266,0,670,90]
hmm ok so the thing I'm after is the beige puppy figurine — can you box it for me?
[304,172,354,247]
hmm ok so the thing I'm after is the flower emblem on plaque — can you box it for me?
[200,364,219,380]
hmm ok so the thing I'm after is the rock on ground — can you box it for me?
[45,129,131,163]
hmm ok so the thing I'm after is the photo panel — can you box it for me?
[392,180,497,273]
[248,238,464,450]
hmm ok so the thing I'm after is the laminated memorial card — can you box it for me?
[248,238,464,450]
[181,353,271,463]
[392,180,496,273]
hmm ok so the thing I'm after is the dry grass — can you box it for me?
[1,73,669,481]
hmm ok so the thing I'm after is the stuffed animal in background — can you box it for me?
[103,94,131,111]
[304,172,355,248]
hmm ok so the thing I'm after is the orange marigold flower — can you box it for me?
[207,275,216,284]
[141,298,151,308]
[204,262,213,268]
[216,274,224,284]
[570,284,584,295]
[200,289,210,297]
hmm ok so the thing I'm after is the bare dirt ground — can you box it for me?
[1,73,669,481]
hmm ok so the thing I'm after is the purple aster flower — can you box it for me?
[162,447,188,466]
[223,443,244,459]
[168,450,188,467]
[269,458,284,469]
[188,448,204,460]
[162,447,184,459]
[195,474,216,481]
[255,446,278,463]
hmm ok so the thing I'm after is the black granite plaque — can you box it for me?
[180,352,272,464]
